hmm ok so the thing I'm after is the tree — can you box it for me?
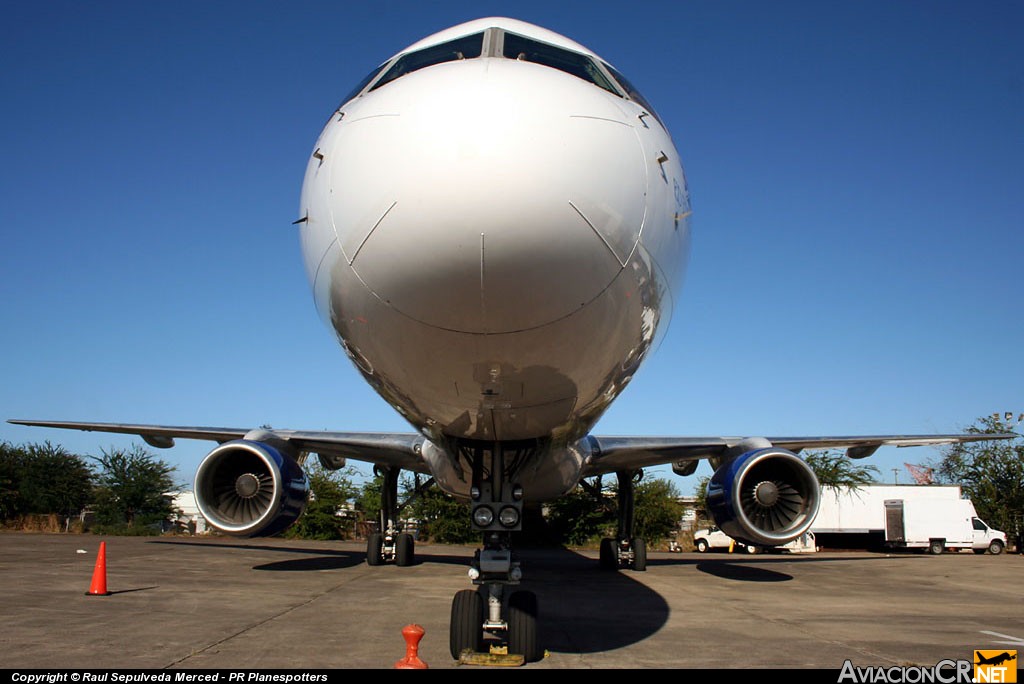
[0,442,25,519]
[354,471,384,527]
[285,461,359,540]
[546,474,684,546]
[92,444,178,530]
[544,480,615,546]
[0,441,93,522]
[803,450,880,491]
[405,484,476,544]
[927,415,1024,538]
[631,477,686,544]
[693,475,711,524]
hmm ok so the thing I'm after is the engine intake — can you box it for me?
[194,440,309,537]
[707,448,820,547]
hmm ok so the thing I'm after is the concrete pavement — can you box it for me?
[1,533,1021,669]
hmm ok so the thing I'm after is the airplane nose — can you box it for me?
[327,62,649,334]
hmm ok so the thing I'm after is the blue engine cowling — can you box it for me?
[707,448,820,547]
[194,440,309,537]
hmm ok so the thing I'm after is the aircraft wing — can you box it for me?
[9,419,1015,480]
[582,433,1017,477]
[6,419,428,473]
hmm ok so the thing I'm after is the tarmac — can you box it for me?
[1,532,1022,670]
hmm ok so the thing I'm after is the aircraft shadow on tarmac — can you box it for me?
[148,539,366,571]
[148,540,670,653]
[648,552,907,582]
[521,547,672,654]
[144,541,895,655]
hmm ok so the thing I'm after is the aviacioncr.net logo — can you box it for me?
[838,659,973,683]
[974,650,1017,683]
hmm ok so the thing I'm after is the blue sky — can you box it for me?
[1,1,1021,495]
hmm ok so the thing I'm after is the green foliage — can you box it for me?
[285,462,359,540]
[804,450,880,491]
[91,444,178,529]
[693,475,711,524]
[405,484,475,544]
[930,415,1024,535]
[545,480,615,546]
[631,477,686,544]
[546,475,684,546]
[0,442,24,519]
[354,471,383,525]
[0,441,93,519]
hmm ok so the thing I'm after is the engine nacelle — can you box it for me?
[194,440,309,537]
[707,448,820,547]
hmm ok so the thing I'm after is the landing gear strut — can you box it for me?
[599,469,647,571]
[448,442,542,663]
[365,466,416,567]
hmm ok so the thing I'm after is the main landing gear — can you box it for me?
[365,467,433,567]
[447,442,542,663]
[598,469,647,572]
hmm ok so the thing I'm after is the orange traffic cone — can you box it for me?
[394,624,428,669]
[85,541,111,596]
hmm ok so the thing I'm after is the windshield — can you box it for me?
[502,32,618,95]
[338,62,388,108]
[371,32,485,92]
[601,61,663,125]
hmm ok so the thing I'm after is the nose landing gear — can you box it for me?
[449,533,541,663]
[447,442,542,663]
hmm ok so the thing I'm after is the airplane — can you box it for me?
[10,17,1016,663]
[976,652,1017,667]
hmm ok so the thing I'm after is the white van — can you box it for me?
[692,527,817,554]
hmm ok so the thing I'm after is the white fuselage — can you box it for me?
[298,19,691,499]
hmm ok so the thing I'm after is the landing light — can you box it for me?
[473,506,494,527]
[499,506,520,528]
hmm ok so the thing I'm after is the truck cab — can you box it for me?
[971,517,1006,555]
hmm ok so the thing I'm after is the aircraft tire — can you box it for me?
[599,538,616,570]
[508,590,541,663]
[632,538,647,571]
[366,532,384,566]
[395,533,415,566]
[449,589,483,660]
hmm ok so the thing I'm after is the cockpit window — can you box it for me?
[502,33,618,95]
[370,32,485,92]
[601,61,663,126]
[338,62,389,108]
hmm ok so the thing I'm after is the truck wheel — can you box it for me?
[928,540,944,555]
[987,540,1004,555]
[695,539,709,553]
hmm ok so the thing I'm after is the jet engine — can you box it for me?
[194,440,309,537]
[706,448,819,547]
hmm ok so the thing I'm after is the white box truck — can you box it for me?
[811,485,1006,554]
